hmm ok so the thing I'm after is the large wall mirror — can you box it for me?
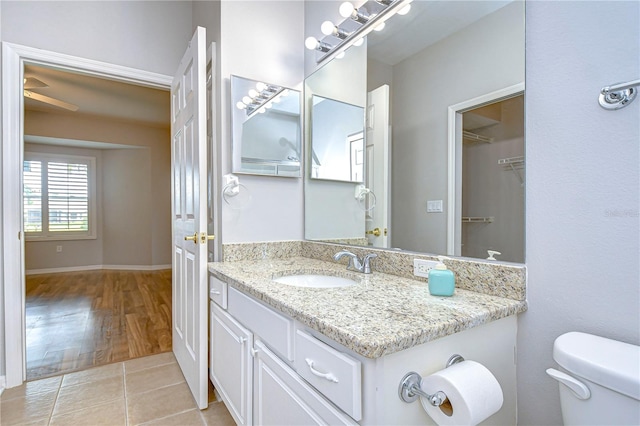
[304,0,525,262]
[231,75,301,177]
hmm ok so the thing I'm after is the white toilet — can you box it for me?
[546,331,640,425]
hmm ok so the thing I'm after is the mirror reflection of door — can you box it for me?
[365,85,391,248]
[461,95,524,262]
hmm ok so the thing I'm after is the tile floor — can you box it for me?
[0,352,236,426]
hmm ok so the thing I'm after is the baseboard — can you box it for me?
[25,264,172,275]
[101,264,172,271]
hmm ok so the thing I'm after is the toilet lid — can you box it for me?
[553,332,640,401]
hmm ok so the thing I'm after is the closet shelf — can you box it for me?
[463,130,493,144]
[498,156,524,166]
[498,156,525,185]
[462,216,495,223]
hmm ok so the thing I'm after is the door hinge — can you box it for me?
[18,231,21,240]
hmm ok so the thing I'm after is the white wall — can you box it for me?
[519,1,639,424]
[391,2,524,254]
[23,111,172,270]
[0,0,193,383]
[0,0,6,386]
[219,1,304,243]
[1,1,192,76]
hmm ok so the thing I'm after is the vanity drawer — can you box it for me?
[227,287,294,361]
[294,330,362,421]
[209,275,227,309]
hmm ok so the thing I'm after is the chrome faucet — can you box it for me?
[333,250,378,274]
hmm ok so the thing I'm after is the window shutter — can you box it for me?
[23,160,43,232]
[47,161,89,232]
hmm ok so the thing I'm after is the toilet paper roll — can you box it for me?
[419,360,504,426]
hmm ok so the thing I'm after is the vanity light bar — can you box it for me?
[236,83,286,117]
[305,0,413,64]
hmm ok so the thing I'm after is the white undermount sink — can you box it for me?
[273,274,357,288]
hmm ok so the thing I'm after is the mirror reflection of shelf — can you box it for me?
[240,157,301,177]
[498,156,525,185]
[463,130,493,144]
[498,156,524,167]
[462,216,495,223]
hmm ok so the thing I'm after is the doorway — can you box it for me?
[2,42,174,388]
[460,95,525,262]
[22,64,172,380]
[446,83,525,261]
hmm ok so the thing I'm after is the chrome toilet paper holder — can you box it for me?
[398,354,465,405]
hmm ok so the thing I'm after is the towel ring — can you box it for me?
[355,186,377,212]
[222,182,251,210]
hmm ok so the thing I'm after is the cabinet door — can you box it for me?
[210,302,252,425]
[253,340,357,426]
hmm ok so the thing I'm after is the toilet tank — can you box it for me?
[552,332,640,425]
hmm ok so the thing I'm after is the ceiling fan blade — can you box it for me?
[24,90,79,112]
[23,77,49,90]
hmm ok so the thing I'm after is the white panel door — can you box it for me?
[171,26,208,409]
[365,85,391,248]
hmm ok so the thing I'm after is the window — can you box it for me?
[24,152,97,240]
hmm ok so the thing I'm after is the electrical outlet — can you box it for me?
[414,259,438,278]
[56,245,62,253]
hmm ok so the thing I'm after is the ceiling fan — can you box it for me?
[23,77,79,112]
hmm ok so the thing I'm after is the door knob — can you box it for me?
[184,232,198,244]
[366,227,381,237]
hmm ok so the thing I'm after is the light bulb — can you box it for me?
[272,95,282,103]
[305,36,319,50]
[282,89,290,97]
[321,21,336,36]
[236,101,246,110]
[374,22,385,32]
[242,96,252,105]
[339,2,355,18]
[248,89,259,98]
[258,107,266,114]
[353,37,364,47]
[397,4,411,15]
[336,51,346,59]
[256,82,267,91]
[265,102,273,109]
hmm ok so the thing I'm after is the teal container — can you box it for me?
[428,263,455,296]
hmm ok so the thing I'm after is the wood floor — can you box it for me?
[26,269,172,381]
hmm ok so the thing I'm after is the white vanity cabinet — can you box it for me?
[253,340,357,425]
[209,275,358,425]
[210,302,253,424]
[209,273,518,425]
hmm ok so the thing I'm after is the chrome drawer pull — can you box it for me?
[305,358,339,383]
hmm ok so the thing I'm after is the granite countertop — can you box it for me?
[208,257,527,359]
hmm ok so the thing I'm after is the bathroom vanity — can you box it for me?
[208,253,525,425]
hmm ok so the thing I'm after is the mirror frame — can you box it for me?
[230,74,302,178]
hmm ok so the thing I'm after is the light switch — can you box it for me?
[427,200,443,213]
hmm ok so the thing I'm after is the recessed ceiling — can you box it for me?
[23,64,170,128]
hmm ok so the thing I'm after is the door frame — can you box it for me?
[2,42,175,387]
[446,82,525,257]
